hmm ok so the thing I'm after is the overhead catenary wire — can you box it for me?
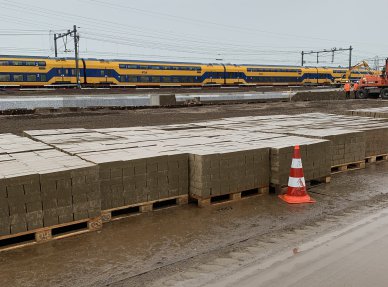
[0,0,383,66]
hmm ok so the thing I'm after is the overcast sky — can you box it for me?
[0,0,387,67]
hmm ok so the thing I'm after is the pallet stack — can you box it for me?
[348,107,388,119]
[24,129,190,221]
[188,144,269,205]
[0,136,100,237]
[259,136,331,188]
[287,128,366,167]
[80,149,189,213]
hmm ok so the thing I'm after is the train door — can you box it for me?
[236,69,241,84]
[58,66,72,84]
[101,67,110,84]
[234,71,241,84]
[234,66,243,84]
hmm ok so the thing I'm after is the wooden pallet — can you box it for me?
[365,154,388,164]
[0,216,102,252]
[190,187,269,207]
[270,176,331,194]
[101,195,189,223]
[331,161,366,174]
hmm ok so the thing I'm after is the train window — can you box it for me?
[0,61,8,66]
[27,74,37,82]
[40,75,46,82]
[128,76,137,82]
[151,76,160,83]
[171,77,180,83]
[0,74,10,82]
[65,70,69,75]
[139,66,147,70]
[139,76,149,82]
[119,64,125,69]
[120,76,126,82]
[161,77,170,82]
[13,74,23,82]
[100,70,105,76]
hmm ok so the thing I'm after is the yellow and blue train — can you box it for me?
[0,55,371,88]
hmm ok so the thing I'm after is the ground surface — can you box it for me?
[1,99,387,135]
[1,161,388,287]
[0,86,323,97]
[207,207,388,287]
[1,98,388,287]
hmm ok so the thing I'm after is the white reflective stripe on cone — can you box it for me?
[288,176,306,188]
[291,158,303,168]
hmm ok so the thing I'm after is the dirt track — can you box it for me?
[1,99,388,135]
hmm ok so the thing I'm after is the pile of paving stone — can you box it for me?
[348,107,388,119]
[0,134,99,236]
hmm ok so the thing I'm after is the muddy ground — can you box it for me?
[1,98,387,135]
[1,161,388,287]
[0,85,325,97]
[1,97,388,287]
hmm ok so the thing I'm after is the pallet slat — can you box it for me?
[0,216,102,252]
[365,154,388,164]
[101,195,189,223]
[190,186,269,207]
[270,176,331,194]
[331,161,365,174]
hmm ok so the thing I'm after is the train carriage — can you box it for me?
[0,55,377,88]
[242,65,303,86]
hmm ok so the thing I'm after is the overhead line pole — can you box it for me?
[73,25,80,89]
[54,33,58,58]
[349,45,353,69]
[301,46,353,68]
[53,25,81,89]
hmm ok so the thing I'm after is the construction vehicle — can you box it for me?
[356,58,388,99]
[335,61,374,85]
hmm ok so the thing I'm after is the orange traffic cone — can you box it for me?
[279,145,316,204]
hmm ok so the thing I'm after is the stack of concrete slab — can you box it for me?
[81,149,188,210]
[259,136,331,187]
[285,128,366,167]
[0,135,100,236]
[348,107,388,119]
[25,130,189,211]
[188,143,269,199]
[214,113,384,166]
[22,112,388,212]
[294,113,388,158]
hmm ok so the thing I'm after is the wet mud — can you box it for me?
[1,162,388,287]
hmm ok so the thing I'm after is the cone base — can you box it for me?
[278,194,316,204]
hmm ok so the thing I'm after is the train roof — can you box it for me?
[0,54,350,69]
[0,54,216,66]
